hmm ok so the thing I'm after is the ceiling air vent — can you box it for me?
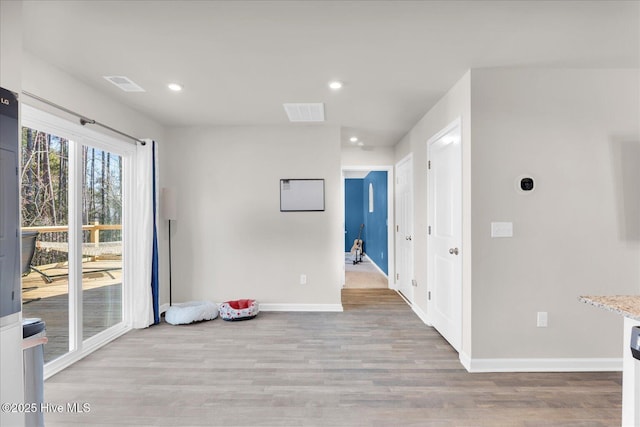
[283,103,325,122]
[103,76,145,92]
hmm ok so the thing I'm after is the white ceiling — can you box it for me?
[22,0,640,147]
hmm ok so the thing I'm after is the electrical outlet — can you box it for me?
[300,274,307,285]
[537,311,548,327]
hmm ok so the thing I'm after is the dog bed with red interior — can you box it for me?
[219,299,259,321]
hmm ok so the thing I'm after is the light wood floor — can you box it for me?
[43,289,621,426]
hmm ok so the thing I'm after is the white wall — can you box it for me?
[394,71,472,356]
[470,68,640,360]
[341,145,395,167]
[0,0,22,91]
[397,67,640,368]
[163,125,343,308]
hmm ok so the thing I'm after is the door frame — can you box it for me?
[426,117,463,352]
[21,104,134,378]
[341,165,395,289]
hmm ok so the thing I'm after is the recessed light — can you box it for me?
[357,141,364,147]
[168,83,183,92]
[349,137,358,143]
[328,81,343,90]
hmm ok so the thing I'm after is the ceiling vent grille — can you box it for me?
[103,76,145,92]
[283,103,325,122]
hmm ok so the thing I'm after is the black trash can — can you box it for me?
[23,318,46,427]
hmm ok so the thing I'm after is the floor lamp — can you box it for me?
[162,187,178,306]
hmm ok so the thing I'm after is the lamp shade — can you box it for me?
[162,187,178,220]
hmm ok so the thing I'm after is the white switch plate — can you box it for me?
[491,222,513,238]
[537,311,548,327]
[300,274,307,285]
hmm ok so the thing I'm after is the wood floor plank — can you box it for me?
[42,289,621,426]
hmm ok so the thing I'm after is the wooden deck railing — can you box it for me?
[22,221,122,244]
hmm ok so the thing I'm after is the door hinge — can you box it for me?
[428,225,431,235]
[396,273,400,280]
[428,291,431,301]
[16,166,19,175]
[396,225,399,232]
[428,160,431,170]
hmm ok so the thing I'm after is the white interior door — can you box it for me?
[427,119,462,352]
[395,155,413,302]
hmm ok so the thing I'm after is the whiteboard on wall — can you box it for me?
[280,179,325,212]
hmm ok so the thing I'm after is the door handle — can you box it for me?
[449,248,459,255]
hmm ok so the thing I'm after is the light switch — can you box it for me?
[491,222,513,238]
[537,311,548,327]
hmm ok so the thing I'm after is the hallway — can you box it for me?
[344,253,388,289]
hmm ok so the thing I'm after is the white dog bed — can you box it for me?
[165,300,219,325]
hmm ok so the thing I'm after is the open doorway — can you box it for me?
[341,166,394,290]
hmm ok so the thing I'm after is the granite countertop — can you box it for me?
[579,295,640,321]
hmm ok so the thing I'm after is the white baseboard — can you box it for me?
[407,310,621,374]
[459,351,472,371]
[395,290,410,305]
[260,303,343,312]
[410,300,432,327]
[462,357,622,373]
[161,302,343,312]
[362,254,388,279]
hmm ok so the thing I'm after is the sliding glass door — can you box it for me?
[21,105,133,370]
[20,127,71,363]
[81,146,123,341]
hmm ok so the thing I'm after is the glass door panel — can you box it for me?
[22,105,131,374]
[81,146,123,340]
[20,127,70,363]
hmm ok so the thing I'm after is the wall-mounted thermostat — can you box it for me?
[520,177,534,191]
[516,175,535,193]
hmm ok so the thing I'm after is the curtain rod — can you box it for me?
[21,90,146,146]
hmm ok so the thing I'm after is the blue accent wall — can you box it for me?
[362,171,388,275]
[344,179,364,252]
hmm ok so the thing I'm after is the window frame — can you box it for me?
[21,104,135,378]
